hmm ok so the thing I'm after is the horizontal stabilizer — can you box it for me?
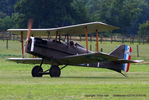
[117,59,144,63]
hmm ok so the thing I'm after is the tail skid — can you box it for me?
[120,72,128,77]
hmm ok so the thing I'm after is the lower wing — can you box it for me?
[55,52,143,65]
[7,58,50,64]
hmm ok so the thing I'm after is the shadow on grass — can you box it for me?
[12,74,148,80]
[51,76,126,79]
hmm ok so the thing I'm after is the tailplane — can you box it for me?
[83,45,142,76]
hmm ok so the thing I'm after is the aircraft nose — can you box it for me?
[25,37,34,53]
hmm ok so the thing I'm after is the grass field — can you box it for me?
[0,40,149,100]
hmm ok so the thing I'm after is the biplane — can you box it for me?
[7,21,143,77]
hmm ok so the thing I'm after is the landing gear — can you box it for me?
[32,66,43,77]
[31,59,66,78]
[31,65,61,78]
[49,65,61,77]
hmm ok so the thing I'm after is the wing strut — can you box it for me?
[21,32,24,58]
[96,29,99,52]
[85,26,88,53]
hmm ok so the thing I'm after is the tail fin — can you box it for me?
[110,45,132,72]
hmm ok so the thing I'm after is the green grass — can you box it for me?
[0,40,149,100]
[0,61,149,100]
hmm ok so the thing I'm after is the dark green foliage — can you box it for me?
[0,0,18,31]
[0,12,7,18]
[0,0,149,34]
[0,0,18,16]
[97,0,146,33]
[14,0,89,28]
[71,0,89,24]
[138,21,149,35]
[0,16,14,31]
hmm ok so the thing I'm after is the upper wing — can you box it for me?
[7,22,119,36]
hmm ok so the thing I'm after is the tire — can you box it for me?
[32,66,43,77]
[49,65,61,77]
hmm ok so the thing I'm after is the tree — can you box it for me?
[0,16,14,31]
[128,0,149,33]
[97,0,146,33]
[0,0,18,16]
[0,12,7,18]
[14,0,89,28]
[71,0,89,24]
[138,21,149,35]
[138,20,149,42]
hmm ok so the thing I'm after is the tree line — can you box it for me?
[0,0,149,35]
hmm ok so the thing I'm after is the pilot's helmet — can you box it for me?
[70,41,74,46]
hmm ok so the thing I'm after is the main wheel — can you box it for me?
[49,65,61,77]
[32,66,43,77]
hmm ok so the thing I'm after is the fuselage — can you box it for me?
[25,37,124,73]
[26,37,93,60]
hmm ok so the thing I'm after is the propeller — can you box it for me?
[25,19,33,52]
[27,19,33,42]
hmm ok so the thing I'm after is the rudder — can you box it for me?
[110,45,132,72]
[123,45,132,72]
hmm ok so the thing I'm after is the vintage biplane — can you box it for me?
[7,21,142,77]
